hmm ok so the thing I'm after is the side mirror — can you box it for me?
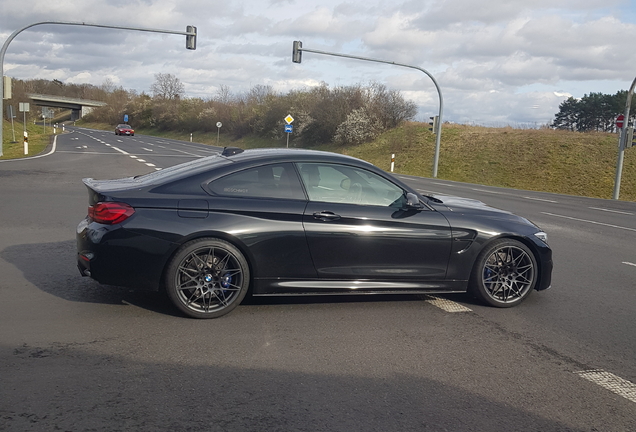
[405,193,423,210]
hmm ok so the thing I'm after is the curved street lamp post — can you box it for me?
[1,21,197,157]
[612,76,636,200]
[292,41,444,178]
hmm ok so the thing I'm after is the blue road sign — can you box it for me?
[124,114,129,122]
[285,124,293,133]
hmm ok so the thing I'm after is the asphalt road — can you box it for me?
[1,126,635,431]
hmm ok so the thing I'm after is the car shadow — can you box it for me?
[1,239,476,318]
[1,239,181,317]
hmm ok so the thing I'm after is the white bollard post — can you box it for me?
[24,131,28,155]
[190,133,193,142]
[390,154,395,172]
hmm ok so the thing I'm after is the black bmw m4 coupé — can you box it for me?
[77,147,552,318]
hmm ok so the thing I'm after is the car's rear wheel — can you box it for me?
[165,238,250,318]
[469,239,537,307]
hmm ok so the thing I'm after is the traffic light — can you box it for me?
[429,115,438,134]
[186,26,197,50]
[292,41,302,63]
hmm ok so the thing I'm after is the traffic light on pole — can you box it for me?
[186,26,197,50]
[429,115,438,134]
[292,41,302,63]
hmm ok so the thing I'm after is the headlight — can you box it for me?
[534,231,548,244]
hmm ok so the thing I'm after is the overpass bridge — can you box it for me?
[26,93,107,121]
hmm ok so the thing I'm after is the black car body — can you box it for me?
[115,124,134,136]
[77,148,552,318]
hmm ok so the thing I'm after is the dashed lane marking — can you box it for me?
[623,262,636,267]
[471,188,506,194]
[542,212,636,232]
[432,182,460,187]
[524,196,558,203]
[590,207,634,215]
[576,370,636,404]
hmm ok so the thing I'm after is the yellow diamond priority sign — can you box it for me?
[285,114,294,124]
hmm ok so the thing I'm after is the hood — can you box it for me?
[429,194,509,213]
[428,194,535,226]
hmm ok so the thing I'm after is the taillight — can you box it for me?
[88,202,135,224]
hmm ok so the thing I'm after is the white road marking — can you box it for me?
[154,167,162,171]
[541,212,636,232]
[432,182,459,187]
[110,147,129,155]
[576,369,636,403]
[623,262,636,267]
[0,135,58,161]
[424,296,472,312]
[137,159,146,162]
[590,207,633,215]
[145,163,156,167]
[142,147,153,152]
[471,188,506,194]
[129,155,138,159]
[56,151,129,155]
[524,196,558,203]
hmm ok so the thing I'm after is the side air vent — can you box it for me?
[221,147,244,157]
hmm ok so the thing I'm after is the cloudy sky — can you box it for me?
[2,0,636,126]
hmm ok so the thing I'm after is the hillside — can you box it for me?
[343,123,636,201]
[4,120,636,201]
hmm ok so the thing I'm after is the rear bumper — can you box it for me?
[76,218,172,291]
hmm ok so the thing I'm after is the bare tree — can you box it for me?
[150,73,185,100]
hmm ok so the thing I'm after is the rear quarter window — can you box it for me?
[208,163,305,200]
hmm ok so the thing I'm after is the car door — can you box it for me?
[205,162,316,281]
[298,162,452,281]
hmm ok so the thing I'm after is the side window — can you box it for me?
[297,163,405,207]
[208,163,304,200]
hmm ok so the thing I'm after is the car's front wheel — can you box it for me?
[165,238,250,318]
[469,239,537,307]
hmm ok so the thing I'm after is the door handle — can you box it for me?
[313,211,341,221]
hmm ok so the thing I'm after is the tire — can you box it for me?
[468,239,537,307]
[165,238,250,318]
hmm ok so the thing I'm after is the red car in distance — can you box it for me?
[115,124,135,136]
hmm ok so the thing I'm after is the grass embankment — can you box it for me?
[1,119,56,159]
[344,123,636,201]
[6,119,636,201]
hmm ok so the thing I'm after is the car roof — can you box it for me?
[222,147,368,165]
[127,147,378,189]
